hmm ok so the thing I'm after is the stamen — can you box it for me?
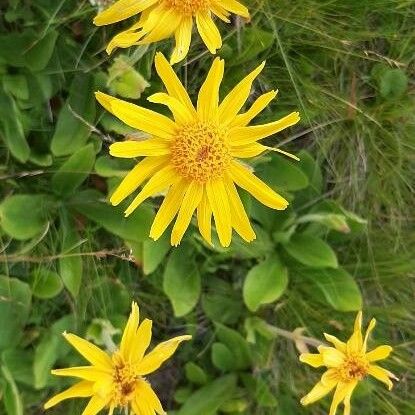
[163,0,211,15]
[338,354,369,382]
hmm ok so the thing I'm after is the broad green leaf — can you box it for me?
[178,375,237,415]
[0,276,32,350]
[24,30,58,71]
[72,190,154,243]
[51,73,96,156]
[214,324,252,370]
[296,150,323,194]
[305,268,362,311]
[0,89,29,162]
[211,342,235,372]
[1,350,34,387]
[283,234,338,268]
[2,74,29,100]
[185,362,208,386]
[243,255,288,312]
[0,194,50,240]
[163,245,201,317]
[0,365,23,415]
[379,68,408,99]
[219,399,249,413]
[51,144,96,196]
[59,210,83,297]
[143,233,170,275]
[31,268,63,299]
[94,155,134,178]
[256,376,278,407]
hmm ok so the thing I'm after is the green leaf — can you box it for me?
[0,365,23,415]
[283,234,338,268]
[94,155,134,178]
[2,74,29,100]
[0,89,30,162]
[214,324,252,370]
[72,190,154,243]
[1,350,34,387]
[258,154,309,192]
[0,276,32,350]
[211,342,235,372]
[379,68,408,99]
[256,376,278,407]
[143,234,170,275]
[51,73,96,156]
[24,30,58,71]
[297,150,323,194]
[51,144,95,196]
[185,362,208,386]
[305,268,362,311]
[178,375,237,415]
[163,245,201,317]
[0,194,50,240]
[31,268,63,299]
[243,255,288,312]
[59,210,83,297]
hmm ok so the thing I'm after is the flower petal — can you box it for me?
[130,319,153,364]
[171,182,203,246]
[299,353,325,368]
[318,346,345,368]
[51,367,111,381]
[324,333,347,353]
[197,190,212,245]
[120,302,140,358]
[135,379,166,415]
[171,17,193,65]
[218,61,265,125]
[197,57,224,121]
[81,395,109,415]
[231,142,268,158]
[230,161,288,210]
[366,345,393,362]
[206,179,232,247]
[62,333,112,369]
[229,111,300,145]
[110,156,169,206]
[44,381,94,409]
[147,92,193,125]
[136,335,191,375]
[95,92,177,140]
[347,311,363,354]
[140,7,182,43]
[195,12,222,54]
[368,364,397,390]
[106,29,144,55]
[221,0,250,18]
[362,318,376,353]
[300,370,338,406]
[329,381,357,415]
[109,139,170,158]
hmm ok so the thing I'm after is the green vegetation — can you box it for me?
[0,1,413,414]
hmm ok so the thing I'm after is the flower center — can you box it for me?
[111,354,138,407]
[338,354,369,382]
[163,0,211,15]
[170,121,231,183]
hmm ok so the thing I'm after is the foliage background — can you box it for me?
[0,0,414,414]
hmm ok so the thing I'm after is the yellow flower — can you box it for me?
[95,53,300,247]
[44,302,191,415]
[300,312,398,415]
[93,0,250,63]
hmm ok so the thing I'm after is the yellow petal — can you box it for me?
[110,156,169,206]
[44,381,94,409]
[106,29,144,55]
[225,177,256,242]
[329,381,357,415]
[130,319,153,364]
[318,346,345,368]
[136,335,191,375]
[324,333,347,353]
[51,367,111,382]
[368,364,397,390]
[230,90,278,128]
[62,333,112,369]
[197,190,213,245]
[231,142,268,158]
[195,12,222,54]
[299,353,325,368]
[135,379,166,414]
[229,111,300,145]
[147,92,193,125]
[362,318,376,353]
[197,57,224,121]
[140,7,181,43]
[124,165,177,216]
[93,0,157,26]
[210,3,231,22]
[206,179,232,247]
[109,139,170,158]
[95,92,177,140]
[221,0,250,18]
[171,17,193,65]
[120,302,140,358]
[300,370,338,406]
[154,52,195,115]
[366,345,393,362]
[149,179,188,241]
[343,383,358,415]
[81,395,109,415]
[171,182,203,246]
[347,311,363,354]
[230,161,288,210]
[218,61,265,125]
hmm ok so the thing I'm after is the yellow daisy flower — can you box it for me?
[93,0,250,63]
[95,53,300,247]
[300,312,398,415]
[44,302,191,415]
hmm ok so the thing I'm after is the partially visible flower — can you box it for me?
[93,0,250,63]
[95,53,300,247]
[300,312,398,415]
[44,302,191,415]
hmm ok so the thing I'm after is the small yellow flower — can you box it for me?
[300,312,398,415]
[93,0,250,63]
[44,302,191,415]
[96,53,300,247]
